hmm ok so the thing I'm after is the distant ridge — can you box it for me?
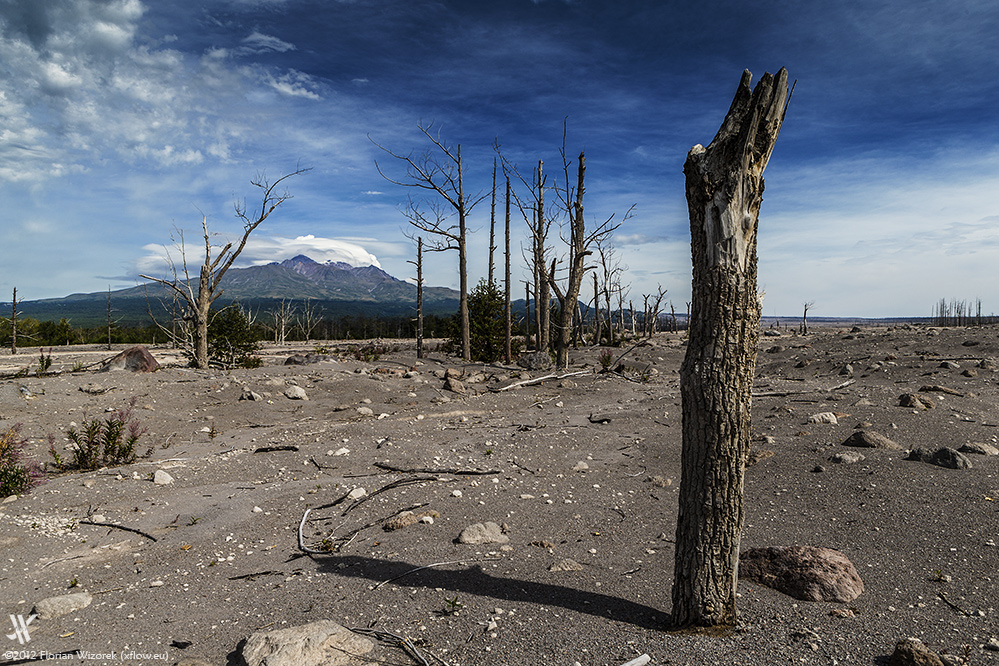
[17,255,459,326]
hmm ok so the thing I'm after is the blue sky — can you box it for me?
[2,0,997,318]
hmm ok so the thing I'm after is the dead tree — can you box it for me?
[407,236,425,359]
[488,157,498,286]
[800,300,814,334]
[672,68,790,630]
[546,149,625,369]
[504,177,513,364]
[10,287,19,354]
[269,299,296,345]
[373,123,485,361]
[298,298,323,342]
[140,168,308,368]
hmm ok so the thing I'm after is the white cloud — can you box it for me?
[136,234,382,280]
[239,31,296,55]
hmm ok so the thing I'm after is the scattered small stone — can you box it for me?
[347,488,367,500]
[842,430,902,450]
[549,558,584,572]
[252,506,263,513]
[984,638,999,652]
[889,637,944,666]
[531,540,556,549]
[384,510,439,531]
[90,514,106,523]
[444,376,465,394]
[829,451,865,464]
[899,393,934,410]
[647,476,670,488]
[839,364,854,377]
[958,442,999,456]
[808,412,838,424]
[458,522,509,545]
[962,368,978,377]
[978,358,998,371]
[150,580,165,587]
[79,383,110,395]
[939,360,960,369]
[33,591,93,619]
[905,447,972,469]
[810,465,826,473]
[572,461,589,472]
[239,389,263,401]
[356,406,374,416]
[239,620,373,666]
[283,386,308,400]
[154,470,174,485]
[451,490,463,498]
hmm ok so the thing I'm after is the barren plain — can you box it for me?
[1,325,998,666]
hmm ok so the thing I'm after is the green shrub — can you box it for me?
[353,344,386,362]
[0,425,42,496]
[52,399,146,471]
[447,279,505,362]
[207,306,258,368]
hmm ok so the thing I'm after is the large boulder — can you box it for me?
[739,545,864,602]
[889,637,945,666]
[238,620,373,666]
[905,447,972,469]
[100,346,159,373]
[517,351,553,371]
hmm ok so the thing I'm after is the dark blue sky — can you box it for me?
[2,0,997,316]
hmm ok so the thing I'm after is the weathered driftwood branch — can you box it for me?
[491,369,589,392]
[372,462,501,476]
[752,378,855,397]
[78,519,158,542]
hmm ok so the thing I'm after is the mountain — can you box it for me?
[16,255,460,326]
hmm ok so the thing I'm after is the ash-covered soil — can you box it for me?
[1,326,998,666]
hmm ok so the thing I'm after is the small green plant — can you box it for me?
[187,516,201,526]
[0,424,43,497]
[313,343,331,355]
[68,577,79,588]
[71,360,87,373]
[598,348,614,371]
[37,348,53,375]
[442,595,464,615]
[52,399,146,471]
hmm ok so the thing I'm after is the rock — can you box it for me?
[763,329,782,337]
[978,358,998,371]
[154,470,174,485]
[283,385,309,400]
[347,487,367,500]
[807,412,838,424]
[829,451,865,464]
[356,406,374,416]
[939,361,960,370]
[739,546,864,602]
[839,363,854,377]
[842,430,902,450]
[78,383,110,395]
[100,345,159,373]
[984,637,999,652]
[572,461,589,472]
[905,447,972,469]
[549,558,584,572]
[33,591,93,619]
[765,345,785,353]
[384,510,439,531]
[444,376,465,394]
[517,351,553,371]
[458,522,509,545]
[239,620,374,666]
[899,393,935,409]
[284,354,325,365]
[889,637,944,666]
[465,372,487,384]
[962,368,978,377]
[958,442,999,456]
[239,389,262,402]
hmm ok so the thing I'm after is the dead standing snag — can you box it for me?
[671,69,791,629]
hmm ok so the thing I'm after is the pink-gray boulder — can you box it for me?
[739,545,864,602]
[100,346,160,373]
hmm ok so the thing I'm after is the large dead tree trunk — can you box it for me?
[671,68,790,630]
[504,177,512,364]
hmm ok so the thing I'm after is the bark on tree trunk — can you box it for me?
[10,287,18,355]
[504,178,512,365]
[416,237,424,359]
[671,68,790,630]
